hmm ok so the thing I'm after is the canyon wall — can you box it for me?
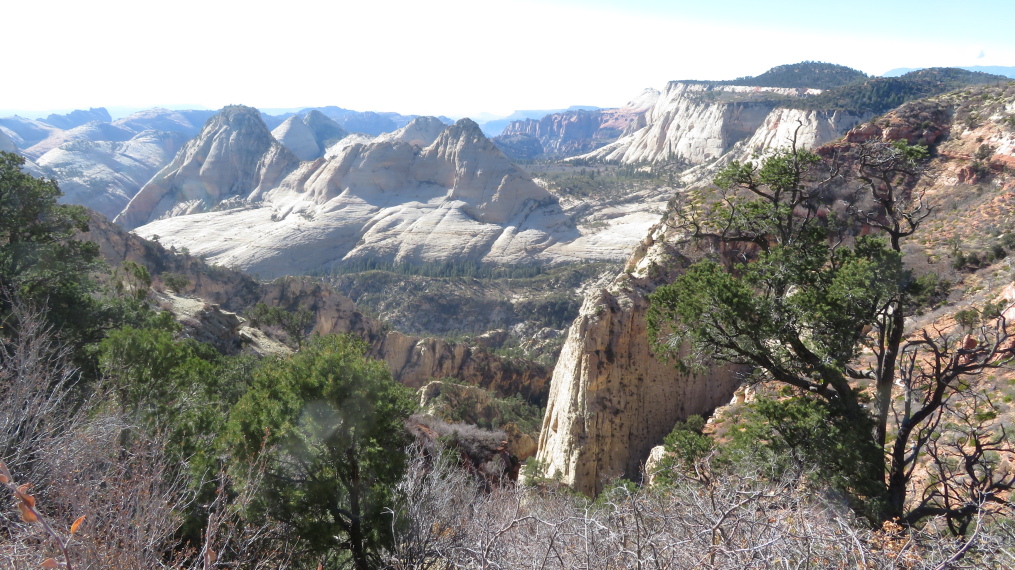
[535,224,743,495]
[495,88,658,159]
[576,83,867,166]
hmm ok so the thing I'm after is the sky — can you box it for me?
[3,0,1014,119]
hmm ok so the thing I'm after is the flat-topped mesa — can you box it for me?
[115,105,300,229]
[574,81,869,166]
[576,82,801,164]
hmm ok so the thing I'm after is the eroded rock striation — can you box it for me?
[0,130,16,153]
[112,108,217,139]
[495,89,659,159]
[129,116,582,277]
[25,122,136,159]
[535,224,743,495]
[576,83,868,166]
[115,105,301,229]
[0,116,59,150]
[271,110,349,161]
[35,130,189,219]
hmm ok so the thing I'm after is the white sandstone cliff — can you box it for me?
[115,105,301,229]
[35,130,189,219]
[497,90,660,158]
[575,82,865,167]
[0,129,16,153]
[130,117,581,277]
[535,224,743,495]
[271,110,349,161]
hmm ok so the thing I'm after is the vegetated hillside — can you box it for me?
[876,83,1015,328]
[783,67,1010,114]
[82,211,553,403]
[328,261,620,365]
[721,61,868,89]
[885,65,1015,79]
[8,85,1015,569]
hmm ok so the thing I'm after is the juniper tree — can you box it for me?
[648,139,1015,528]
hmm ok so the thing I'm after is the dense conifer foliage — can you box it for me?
[227,335,415,569]
[0,151,101,344]
[648,141,1015,529]
[725,61,869,89]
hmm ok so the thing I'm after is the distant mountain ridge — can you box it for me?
[4,60,1010,267]
[270,111,349,161]
[494,92,657,160]
[884,65,1015,79]
[720,61,869,89]
[41,107,112,130]
[478,106,601,137]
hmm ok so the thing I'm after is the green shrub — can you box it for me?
[161,272,190,294]
[227,335,415,568]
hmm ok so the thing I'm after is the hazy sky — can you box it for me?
[4,0,1013,118]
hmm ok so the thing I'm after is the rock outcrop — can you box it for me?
[0,129,16,153]
[270,110,348,161]
[2,108,223,220]
[379,331,550,404]
[736,108,870,158]
[489,134,543,161]
[495,90,658,159]
[373,115,446,148]
[248,277,553,403]
[113,108,217,139]
[24,122,136,159]
[41,107,112,130]
[0,116,59,149]
[115,105,300,229]
[417,380,540,459]
[537,82,1015,496]
[129,118,582,277]
[578,83,809,164]
[35,130,189,219]
[535,224,743,495]
[156,291,289,356]
[573,83,866,168]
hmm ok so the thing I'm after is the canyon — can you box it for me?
[6,63,1015,498]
